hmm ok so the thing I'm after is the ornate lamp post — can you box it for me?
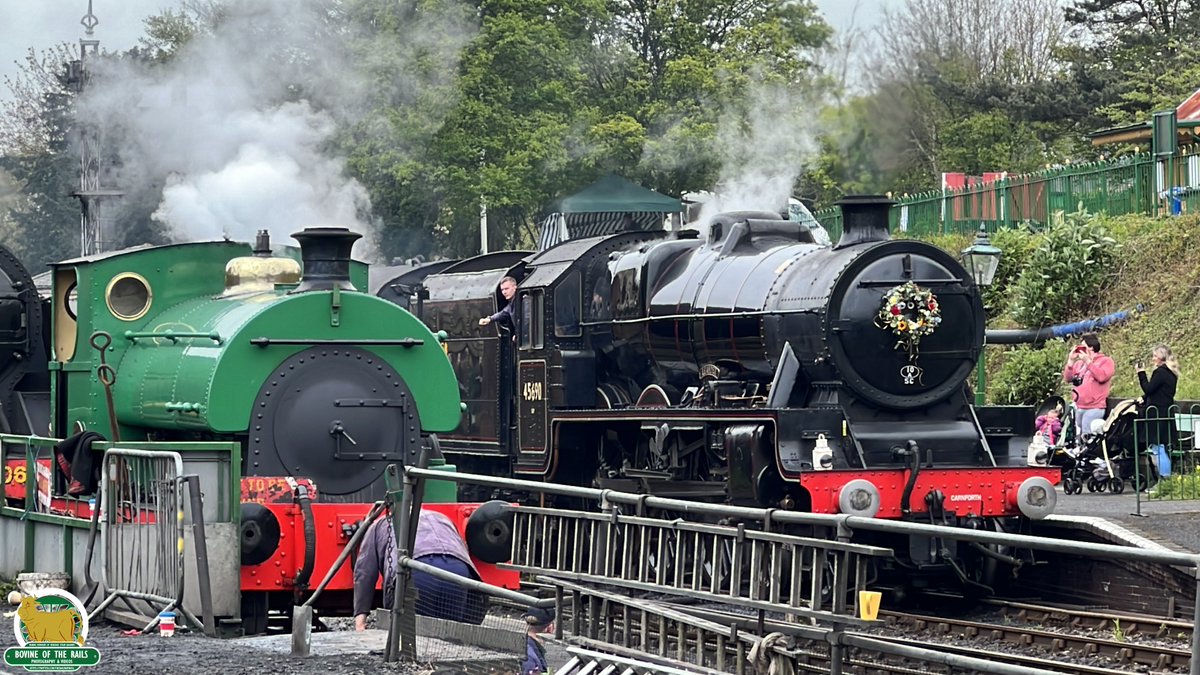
[961,225,1002,406]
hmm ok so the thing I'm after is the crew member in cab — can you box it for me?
[479,276,518,329]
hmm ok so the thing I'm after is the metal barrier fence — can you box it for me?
[508,504,887,624]
[402,465,1200,675]
[1131,403,1200,510]
[90,448,199,632]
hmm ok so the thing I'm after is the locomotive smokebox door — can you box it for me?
[250,346,422,496]
[518,360,548,456]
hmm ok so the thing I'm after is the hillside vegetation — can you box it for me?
[929,212,1200,406]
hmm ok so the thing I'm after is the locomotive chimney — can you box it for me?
[290,226,362,293]
[253,229,271,256]
[834,195,895,249]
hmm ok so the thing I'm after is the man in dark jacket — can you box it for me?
[478,277,518,329]
[353,510,488,630]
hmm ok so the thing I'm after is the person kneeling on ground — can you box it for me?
[353,510,488,630]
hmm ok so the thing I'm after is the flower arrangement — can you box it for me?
[874,281,942,361]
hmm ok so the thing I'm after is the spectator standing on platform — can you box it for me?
[1137,344,1180,478]
[1062,333,1115,441]
[353,510,488,630]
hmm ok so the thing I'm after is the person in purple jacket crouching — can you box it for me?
[353,510,488,630]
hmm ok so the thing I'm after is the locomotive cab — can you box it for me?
[410,251,533,485]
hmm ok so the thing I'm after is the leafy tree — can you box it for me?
[850,0,1080,188]
[0,46,84,272]
[1065,0,1200,126]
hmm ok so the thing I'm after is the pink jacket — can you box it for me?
[1062,354,1115,410]
[1034,415,1062,445]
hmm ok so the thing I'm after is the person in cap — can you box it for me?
[521,605,555,675]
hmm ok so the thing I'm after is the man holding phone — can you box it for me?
[1062,332,1115,443]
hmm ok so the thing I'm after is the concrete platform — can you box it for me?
[1048,485,1200,555]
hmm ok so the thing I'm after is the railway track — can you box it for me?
[881,608,1190,672]
[502,503,1199,674]
[521,580,1192,674]
[985,597,1194,641]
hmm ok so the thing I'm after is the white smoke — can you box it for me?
[78,0,474,259]
[149,102,367,243]
[690,81,825,231]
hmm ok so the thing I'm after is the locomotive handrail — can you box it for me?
[124,330,223,344]
[856,278,969,288]
[577,307,822,327]
[248,337,424,347]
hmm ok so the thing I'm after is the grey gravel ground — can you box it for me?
[0,624,425,675]
[0,616,537,675]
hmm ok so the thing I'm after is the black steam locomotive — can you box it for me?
[374,196,1058,531]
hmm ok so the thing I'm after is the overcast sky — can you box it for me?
[1,0,896,103]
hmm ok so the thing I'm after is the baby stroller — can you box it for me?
[1053,399,1141,495]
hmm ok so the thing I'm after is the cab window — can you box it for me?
[554,271,581,337]
[519,291,544,350]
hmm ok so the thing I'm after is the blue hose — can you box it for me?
[985,305,1144,345]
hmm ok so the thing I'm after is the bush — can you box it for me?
[1009,207,1119,327]
[984,225,1039,312]
[990,341,1070,406]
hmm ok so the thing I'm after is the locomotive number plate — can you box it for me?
[518,360,548,453]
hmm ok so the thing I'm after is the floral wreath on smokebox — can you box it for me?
[874,281,942,366]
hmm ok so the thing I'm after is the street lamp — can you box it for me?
[961,225,1002,406]
[961,225,1002,288]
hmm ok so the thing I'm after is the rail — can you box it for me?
[405,465,1200,675]
[509,504,887,624]
[543,577,1089,675]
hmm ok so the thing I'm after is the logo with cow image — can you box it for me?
[4,590,101,672]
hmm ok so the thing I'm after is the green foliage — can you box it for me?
[1147,469,1200,500]
[1009,208,1119,327]
[990,342,1068,406]
[0,81,84,273]
[985,226,1039,312]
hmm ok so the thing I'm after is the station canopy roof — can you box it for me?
[537,175,681,250]
[1089,86,1200,146]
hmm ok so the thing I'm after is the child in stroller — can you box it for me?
[1052,399,1142,495]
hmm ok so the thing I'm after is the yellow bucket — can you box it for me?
[858,590,882,621]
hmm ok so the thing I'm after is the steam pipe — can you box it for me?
[893,440,921,516]
[984,305,1143,345]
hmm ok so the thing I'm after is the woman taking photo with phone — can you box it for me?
[1062,333,1115,442]
[1137,344,1180,479]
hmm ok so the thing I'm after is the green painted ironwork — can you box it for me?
[815,144,1200,235]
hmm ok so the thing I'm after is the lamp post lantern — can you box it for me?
[961,225,1002,406]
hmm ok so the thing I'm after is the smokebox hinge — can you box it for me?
[330,286,342,327]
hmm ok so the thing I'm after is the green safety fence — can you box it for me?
[815,145,1200,236]
[1133,404,1200,507]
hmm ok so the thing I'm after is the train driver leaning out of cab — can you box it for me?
[479,276,518,329]
[353,510,488,630]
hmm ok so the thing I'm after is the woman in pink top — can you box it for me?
[1062,333,1115,441]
